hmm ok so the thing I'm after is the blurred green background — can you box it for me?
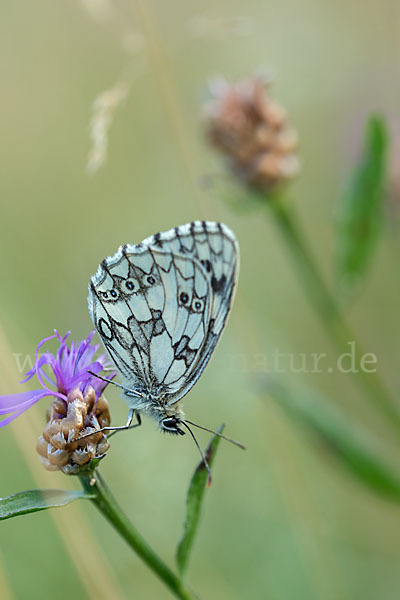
[1,1,400,598]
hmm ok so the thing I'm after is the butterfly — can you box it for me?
[87,221,242,475]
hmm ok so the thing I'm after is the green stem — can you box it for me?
[79,471,195,600]
[268,196,399,429]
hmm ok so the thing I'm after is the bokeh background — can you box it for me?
[1,1,400,598]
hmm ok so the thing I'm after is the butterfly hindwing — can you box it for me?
[88,221,238,405]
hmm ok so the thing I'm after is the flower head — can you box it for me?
[36,386,111,474]
[204,74,300,192]
[0,330,115,474]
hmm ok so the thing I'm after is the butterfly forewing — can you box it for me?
[88,221,238,406]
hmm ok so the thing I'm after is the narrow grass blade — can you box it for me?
[176,425,224,577]
[0,489,95,521]
[263,378,400,502]
[337,114,388,291]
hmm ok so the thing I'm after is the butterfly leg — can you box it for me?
[107,411,142,438]
[79,409,141,441]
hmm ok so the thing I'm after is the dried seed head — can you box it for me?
[204,75,300,192]
[87,81,129,174]
[37,387,111,475]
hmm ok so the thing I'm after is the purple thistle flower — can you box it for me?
[0,330,115,428]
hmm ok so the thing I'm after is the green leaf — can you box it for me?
[337,114,389,290]
[264,378,400,502]
[176,425,224,577]
[0,489,95,521]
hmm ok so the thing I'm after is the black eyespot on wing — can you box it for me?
[180,292,189,304]
[101,287,120,302]
[147,276,156,285]
[121,278,139,295]
[191,298,204,313]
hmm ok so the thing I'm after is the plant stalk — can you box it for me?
[268,196,399,429]
[79,471,195,600]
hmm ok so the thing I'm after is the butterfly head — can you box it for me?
[161,415,185,436]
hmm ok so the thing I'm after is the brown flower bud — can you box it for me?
[204,75,300,192]
[37,387,111,475]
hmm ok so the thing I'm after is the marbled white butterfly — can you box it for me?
[86,221,242,476]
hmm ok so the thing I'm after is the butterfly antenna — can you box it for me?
[87,370,142,398]
[184,420,246,450]
[181,421,212,487]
